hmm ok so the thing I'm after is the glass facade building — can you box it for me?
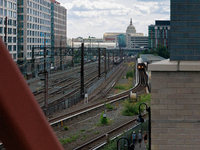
[0,0,17,61]
[50,0,66,68]
[148,20,170,51]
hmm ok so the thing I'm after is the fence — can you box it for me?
[46,63,123,115]
[47,93,81,115]
[87,63,123,96]
[100,121,149,150]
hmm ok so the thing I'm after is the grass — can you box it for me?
[121,94,151,116]
[126,70,134,78]
[114,77,133,91]
[59,133,80,145]
[105,103,115,110]
[95,131,99,134]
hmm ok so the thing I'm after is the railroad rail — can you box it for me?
[73,114,147,150]
[49,69,148,125]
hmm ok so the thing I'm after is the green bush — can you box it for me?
[121,100,138,116]
[63,126,69,130]
[121,94,151,116]
[100,111,108,125]
[126,70,134,78]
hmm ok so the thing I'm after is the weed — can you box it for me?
[126,70,134,78]
[105,103,115,110]
[80,129,85,132]
[100,111,108,125]
[95,131,100,134]
[63,126,69,130]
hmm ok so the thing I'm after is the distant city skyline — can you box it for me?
[59,0,170,38]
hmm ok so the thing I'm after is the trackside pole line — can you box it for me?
[0,39,64,150]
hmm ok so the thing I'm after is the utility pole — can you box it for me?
[31,47,35,77]
[113,52,114,66]
[44,33,48,115]
[72,38,74,67]
[81,43,84,98]
[104,49,106,79]
[108,52,109,71]
[4,16,7,46]
[60,36,63,70]
[98,48,101,79]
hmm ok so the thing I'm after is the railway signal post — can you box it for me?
[98,48,101,79]
[44,33,48,115]
[81,43,84,98]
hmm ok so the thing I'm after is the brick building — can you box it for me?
[149,0,200,149]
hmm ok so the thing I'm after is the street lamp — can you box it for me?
[137,103,151,150]
[117,137,133,150]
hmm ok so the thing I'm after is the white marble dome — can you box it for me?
[126,18,136,34]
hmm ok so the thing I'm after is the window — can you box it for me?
[13,53,16,59]
[8,28,12,34]
[8,10,12,17]
[13,3,17,10]
[18,15,23,21]
[13,12,17,18]
[8,37,12,43]
[13,45,16,51]
[8,1,12,8]
[18,22,23,28]
[8,19,12,25]
[0,0,3,6]
[18,7,23,13]
[27,8,29,13]
[13,37,16,43]
[18,0,23,5]
[19,38,23,43]
[18,30,23,36]
[8,45,12,51]
[4,10,7,16]
[13,28,16,34]
[0,27,2,33]
[4,0,6,7]
[13,20,16,26]
[0,17,3,24]
[0,8,2,15]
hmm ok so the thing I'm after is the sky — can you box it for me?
[59,0,170,39]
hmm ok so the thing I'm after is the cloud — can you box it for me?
[60,0,170,38]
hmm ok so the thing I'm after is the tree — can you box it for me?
[156,44,169,59]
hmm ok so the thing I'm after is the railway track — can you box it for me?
[73,114,147,150]
[49,69,148,125]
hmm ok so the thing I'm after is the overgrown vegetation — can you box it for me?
[121,94,151,116]
[137,44,169,59]
[63,126,69,130]
[126,70,134,78]
[105,103,115,110]
[114,77,133,91]
[59,133,80,145]
[100,111,108,125]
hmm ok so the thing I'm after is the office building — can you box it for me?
[0,0,17,62]
[148,20,170,51]
[103,19,148,49]
[17,0,52,74]
[50,0,67,68]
